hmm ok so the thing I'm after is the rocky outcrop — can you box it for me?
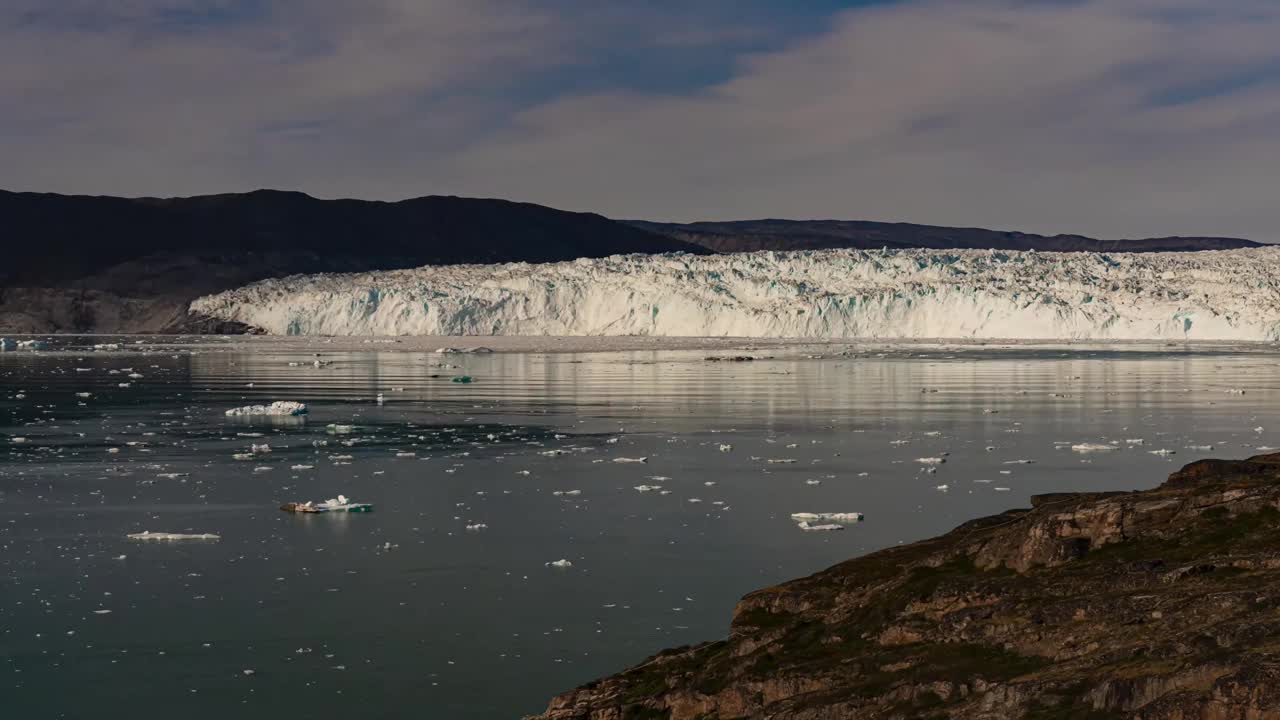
[531,453,1280,720]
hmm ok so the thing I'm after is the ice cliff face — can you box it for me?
[189,248,1280,340]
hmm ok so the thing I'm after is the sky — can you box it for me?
[4,0,1280,240]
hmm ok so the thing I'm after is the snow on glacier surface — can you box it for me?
[189,248,1280,340]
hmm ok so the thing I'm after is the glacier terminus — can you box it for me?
[190,247,1280,341]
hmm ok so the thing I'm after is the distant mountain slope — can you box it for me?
[627,218,1261,253]
[0,189,704,333]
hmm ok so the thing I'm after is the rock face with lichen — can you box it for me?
[530,453,1280,720]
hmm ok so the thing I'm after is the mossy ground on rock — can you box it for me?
[531,454,1280,720]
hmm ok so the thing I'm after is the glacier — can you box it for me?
[189,248,1280,341]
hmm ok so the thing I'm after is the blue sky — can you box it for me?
[3,1,1280,240]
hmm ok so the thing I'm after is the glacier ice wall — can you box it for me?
[190,248,1280,340]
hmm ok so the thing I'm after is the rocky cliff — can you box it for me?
[532,453,1280,720]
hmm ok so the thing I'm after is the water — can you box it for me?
[3,340,1279,718]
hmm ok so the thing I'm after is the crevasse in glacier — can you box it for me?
[189,247,1280,340]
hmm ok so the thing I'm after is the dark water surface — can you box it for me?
[3,341,1279,718]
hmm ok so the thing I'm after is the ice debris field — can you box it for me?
[190,247,1280,341]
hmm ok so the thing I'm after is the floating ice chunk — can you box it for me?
[17,339,49,350]
[281,495,373,513]
[1186,445,1215,451]
[93,609,112,615]
[718,444,733,452]
[767,458,797,464]
[547,559,573,569]
[225,401,308,417]
[319,495,371,511]
[0,338,15,351]
[1003,459,1036,465]
[250,443,271,453]
[916,457,946,465]
[465,523,488,531]
[1149,449,1176,456]
[291,464,314,471]
[612,457,648,464]
[1071,443,1117,453]
[797,521,844,532]
[935,484,950,491]
[128,531,221,541]
[552,490,582,496]
[93,343,121,350]
[790,512,863,523]
[1125,439,1146,445]
[634,485,663,492]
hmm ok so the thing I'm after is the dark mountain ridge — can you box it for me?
[628,218,1262,253]
[0,189,704,333]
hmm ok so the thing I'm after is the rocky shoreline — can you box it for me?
[532,453,1280,719]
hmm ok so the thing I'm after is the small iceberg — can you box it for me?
[1071,443,1117,453]
[128,531,221,541]
[225,401,308,417]
[280,494,373,513]
[797,521,844,532]
[790,512,864,523]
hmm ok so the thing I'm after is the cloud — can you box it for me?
[3,0,1280,240]
[449,0,1280,239]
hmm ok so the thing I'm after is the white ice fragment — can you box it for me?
[128,531,221,541]
[797,521,844,532]
[1071,443,1117,453]
[612,457,648,464]
[916,457,946,465]
[225,401,308,417]
[547,559,573,569]
[790,512,863,523]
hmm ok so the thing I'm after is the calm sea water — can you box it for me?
[3,340,1279,718]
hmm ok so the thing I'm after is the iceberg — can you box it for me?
[790,512,864,523]
[225,401,309,417]
[128,531,221,541]
[190,247,1280,341]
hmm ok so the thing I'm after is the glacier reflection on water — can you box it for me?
[2,342,1279,719]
